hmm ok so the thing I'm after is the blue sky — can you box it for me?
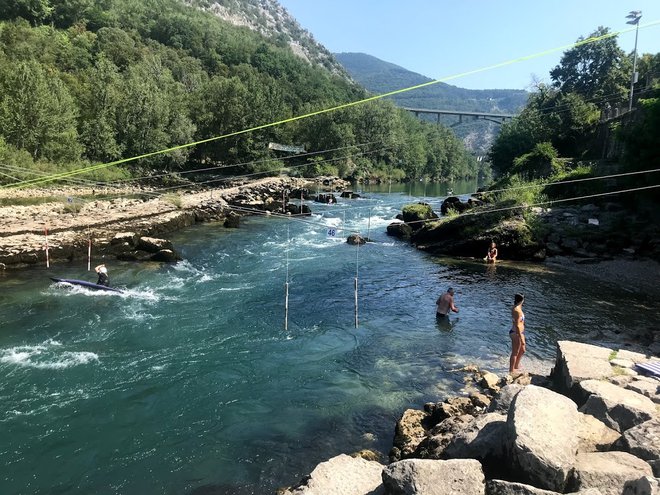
[277,0,660,90]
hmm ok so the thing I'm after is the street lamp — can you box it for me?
[626,10,642,112]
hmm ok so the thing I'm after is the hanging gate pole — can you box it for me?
[44,226,49,268]
[87,237,92,271]
[284,225,290,331]
[354,232,360,328]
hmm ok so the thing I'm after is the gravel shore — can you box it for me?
[546,256,660,299]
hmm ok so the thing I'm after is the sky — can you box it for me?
[277,0,660,90]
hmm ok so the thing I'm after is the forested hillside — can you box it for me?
[0,0,479,186]
[334,52,528,154]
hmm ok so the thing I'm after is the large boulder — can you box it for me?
[414,415,474,460]
[443,413,507,472]
[487,384,525,414]
[486,480,605,494]
[618,418,660,461]
[551,341,614,399]
[387,222,413,239]
[411,212,545,261]
[149,249,181,262]
[391,409,429,461]
[566,451,653,495]
[577,379,656,432]
[401,203,438,231]
[485,479,562,494]
[576,412,621,453]
[506,385,580,492]
[382,458,485,495]
[441,196,470,215]
[136,236,174,253]
[280,453,384,495]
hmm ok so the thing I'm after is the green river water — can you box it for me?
[1,181,657,494]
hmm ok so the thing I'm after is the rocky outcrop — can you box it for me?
[617,418,660,461]
[566,451,654,495]
[400,203,438,231]
[347,233,369,245]
[382,459,485,495]
[386,222,413,239]
[411,211,545,262]
[279,454,384,495]
[507,385,580,492]
[283,342,659,495]
[577,379,656,432]
[551,341,614,398]
[576,412,621,453]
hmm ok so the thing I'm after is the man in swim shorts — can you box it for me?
[436,287,459,319]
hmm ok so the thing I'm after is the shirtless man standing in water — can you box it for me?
[436,288,459,320]
[509,293,525,373]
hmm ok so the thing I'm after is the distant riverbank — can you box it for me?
[0,176,350,270]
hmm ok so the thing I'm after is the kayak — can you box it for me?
[50,277,124,293]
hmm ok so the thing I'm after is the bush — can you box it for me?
[510,142,561,180]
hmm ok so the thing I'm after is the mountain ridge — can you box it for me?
[334,52,528,153]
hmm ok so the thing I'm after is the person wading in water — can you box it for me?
[436,287,459,320]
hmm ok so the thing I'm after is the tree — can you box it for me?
[79,55,122,162]
[0,60,82,162]
[550,27,629,104]
[0,0,53,25]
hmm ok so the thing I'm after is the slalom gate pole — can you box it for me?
[354,232,360,328]
[367,208,372,240]
[44,227,49,268]
[284,225,290,331]
[284,282,289,331]
[87,238,92,271]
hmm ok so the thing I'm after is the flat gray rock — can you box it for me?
[566,451,653,495]
[443,412,507,460]
[281,454,384,495]
[619,418,660,461]
[382,458,485,495]
[576,412,621,453]
[577,379,656,432]
[507,385,580,492]
[553,341,613,396]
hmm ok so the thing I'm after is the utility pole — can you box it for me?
[626,10,642,112]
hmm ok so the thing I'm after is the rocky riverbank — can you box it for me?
[0,176,350,270]
[279,341,660,495]
[387,196,660,264]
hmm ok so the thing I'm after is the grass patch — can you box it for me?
[611,365,628,376]
[608,350,618,361]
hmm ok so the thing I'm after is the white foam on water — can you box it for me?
[0,339,99,370]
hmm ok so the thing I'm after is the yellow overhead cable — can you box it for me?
[2,20,658,190]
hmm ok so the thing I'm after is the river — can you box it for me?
[0,182,656,494]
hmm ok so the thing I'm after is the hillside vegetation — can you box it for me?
[0,0,479,187]
[334,52,528,154]
[488,26,659,207]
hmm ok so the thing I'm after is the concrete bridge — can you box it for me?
[403,107,515,126]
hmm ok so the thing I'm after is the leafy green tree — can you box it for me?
[79,54,122,162]
[0,59,82,162]
[115,58,195,168]
[550,27,629,103]
[0,0,53,25]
